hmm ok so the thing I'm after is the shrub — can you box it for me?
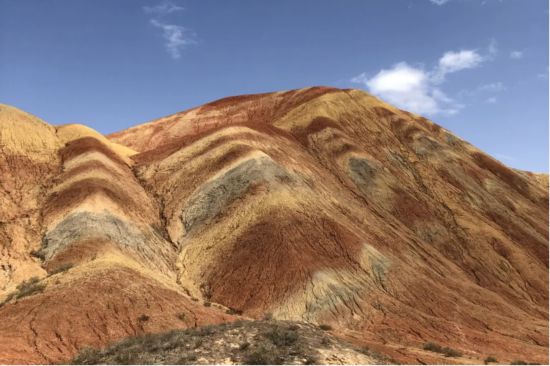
[262,312,273,320]
[49,263,74,275]
[177,313,186,321]
[422,342,462,358]
[485,356,498,364]
[244,347,277,365]
[71,347,102,364]
[177,354,197,364]
[442,347,462,358]
[15,277,46,300]
[226,307,243,315]
[203,301,211,307]
[264,327,298,347]
[319,324,332,331]
[239,341,250,350]
[511,361,528,365]
[138,314,150,322]
[423,342,442,353]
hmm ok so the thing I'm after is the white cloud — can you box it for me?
[432,50,484,82]
[150,19,195,59]
[510,50,523,59]
[485,97,498,104]
[355,62,459,116]
[144,1,195,59]
[429,0,451,5]
[351,46,493,116]
[143,1,184,15]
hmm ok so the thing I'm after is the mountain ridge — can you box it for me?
[0,87,547,364]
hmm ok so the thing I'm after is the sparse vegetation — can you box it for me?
[422,342,462,358]
[263,326,298,346]
[69,320,373,365]
[319,324,332,331]
[49,263,74,275]
[243,346,276,365]
[510,361,528,365]
[1,277,46,307]
[176,313,186,321]
[484,356,498,364]
[203,301,211,307]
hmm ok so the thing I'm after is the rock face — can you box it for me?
[0,87,548,365]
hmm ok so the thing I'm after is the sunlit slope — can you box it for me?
[113,87,548,364]
[0,86,547,365]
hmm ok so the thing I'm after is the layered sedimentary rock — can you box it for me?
[0,87,548,364]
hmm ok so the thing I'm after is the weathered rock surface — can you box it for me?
[0,87,548,364]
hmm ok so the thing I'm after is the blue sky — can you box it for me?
[0,0,548,172]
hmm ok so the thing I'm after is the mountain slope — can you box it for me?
[0,88,547,364]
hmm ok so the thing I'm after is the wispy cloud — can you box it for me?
[150,19,196,59]
[485,96,498,104]
[429,0,451,5]
[478,82,506,92]
[351,46,494,116]
[144,1,195,59]
[510,50,523,59]
[143,1,184,15]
